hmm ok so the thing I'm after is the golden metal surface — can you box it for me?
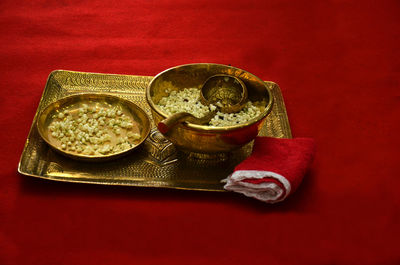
[36,93,151,161]
[18,70,291,191]
[158,110,217,134]
[200,74,248,113]
[147,63,274,154]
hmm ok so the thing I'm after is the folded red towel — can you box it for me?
[223,137,316,203]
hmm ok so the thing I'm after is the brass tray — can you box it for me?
[18,70,292,191]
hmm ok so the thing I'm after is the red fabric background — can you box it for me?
[0,0,399,264]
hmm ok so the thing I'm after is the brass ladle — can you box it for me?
[199,74,248,113]
[157,74,248,134]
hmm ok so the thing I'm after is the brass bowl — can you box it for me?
[37,93,151,161]
[146,63,274,154]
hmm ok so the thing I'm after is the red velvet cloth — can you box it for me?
[224,137,315,203]
[1,0,399,264]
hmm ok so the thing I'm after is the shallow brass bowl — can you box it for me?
[146,63,274,154]
[37,93,151,161]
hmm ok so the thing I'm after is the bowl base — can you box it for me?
[178,149,229,161]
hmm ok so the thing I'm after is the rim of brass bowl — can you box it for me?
[146,63,274,132]
[36,93,151,162]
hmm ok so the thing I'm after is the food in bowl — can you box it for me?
[156,87,264,127]
[37,93,151,161]
[146,63,274,154]
[48,103,141,156]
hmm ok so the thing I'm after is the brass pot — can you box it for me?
[146,63,274,154]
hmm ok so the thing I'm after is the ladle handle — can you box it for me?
[157,110,217,134]
[157,112,196,134]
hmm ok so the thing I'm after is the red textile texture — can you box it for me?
[0,0,399,265]
[224,137,315,203]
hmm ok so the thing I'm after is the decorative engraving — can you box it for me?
[46,162,64,174]
[18,71,292,191]
[144,129,177,166]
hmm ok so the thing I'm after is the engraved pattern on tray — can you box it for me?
[18,70,292,191]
